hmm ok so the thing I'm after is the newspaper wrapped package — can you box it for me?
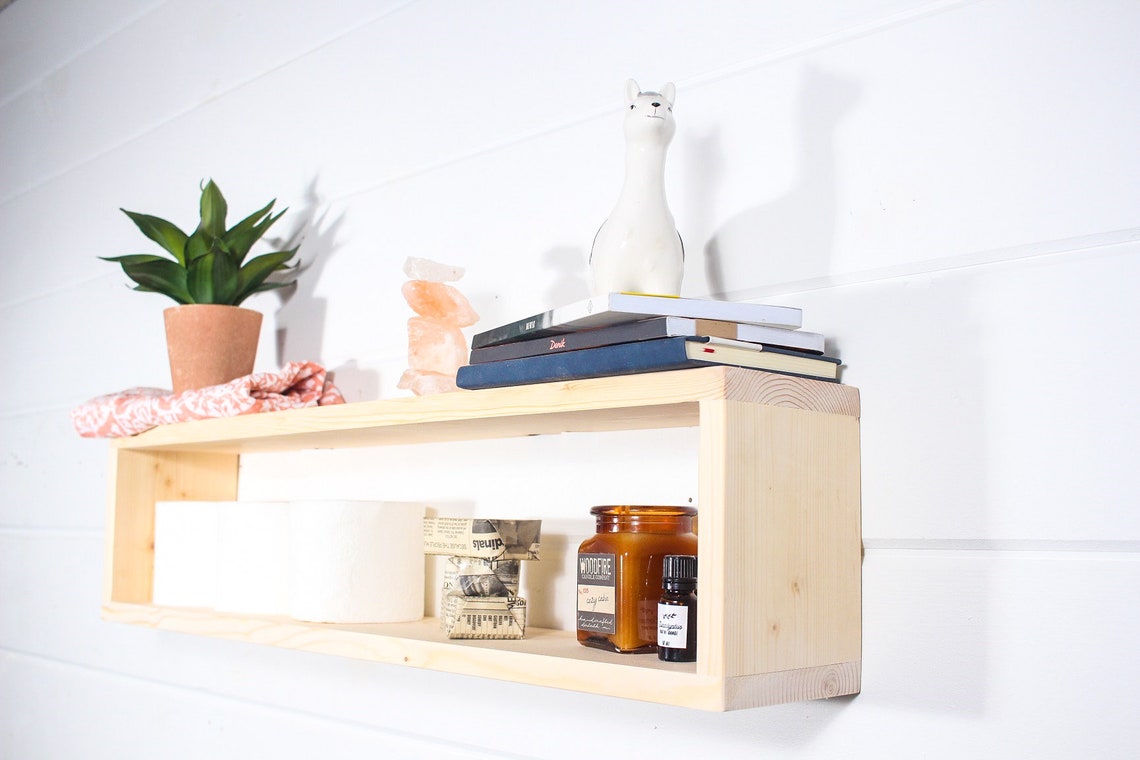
[425,518,539,639]
[442,557,520,598]
[439,556,527,638]
[442,595,527,639]
[423,518,541,561]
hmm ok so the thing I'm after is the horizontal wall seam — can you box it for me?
[715,226,1140,301]
[0,0,166,109]
[863,538,1140,556]
[0,526,102,537]
[0,645,531,759]
[0,401,78,419]
[2,221,1136,317]
[0,0,419,209]
[677,0,982,94]
[0,0,976,211]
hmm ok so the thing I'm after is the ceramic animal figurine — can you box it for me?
[589,79,684,297]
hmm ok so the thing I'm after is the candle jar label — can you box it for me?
[576,552,617,634]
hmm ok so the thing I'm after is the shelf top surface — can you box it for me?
[112,367,859,454]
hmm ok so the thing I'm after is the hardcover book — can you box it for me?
[456,336,841,390]
[471,293,804,349]
[469,316,826,363]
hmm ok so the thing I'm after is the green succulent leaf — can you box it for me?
[199,180,228,239]
[101,253,175,265]
[106,180,301,306]
[187,249,240,305]
[223,200,279,263]
[102,254,193,304]
[185,226,215,262]
[234,248,299,304]
[215,236,235,257]
[120,210,189,264]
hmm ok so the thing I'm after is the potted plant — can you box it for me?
[103,180,299,393]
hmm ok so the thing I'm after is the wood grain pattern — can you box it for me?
[721,402,862,677]
[696,399,729,682]
[101,603,726,710]
[114,367,856,455]
[723,368,861,418]
[104,449,238,605]
[724,661,861,709]
[114,368,725,454]
[102,367,861,710]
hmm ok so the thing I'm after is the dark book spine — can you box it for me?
[744,344,842,364]
[470,309,557,349]
[469,319,675,364]
[458,337,696,389]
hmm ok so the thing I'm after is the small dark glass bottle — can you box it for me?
[657,554,697,662]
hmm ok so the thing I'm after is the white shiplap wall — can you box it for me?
[2,0,1138,757]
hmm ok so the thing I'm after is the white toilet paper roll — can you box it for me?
[288,500,426,623]
[153,501,219,608]
[216,501,290,615]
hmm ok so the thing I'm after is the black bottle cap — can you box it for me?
[662,554,697,582]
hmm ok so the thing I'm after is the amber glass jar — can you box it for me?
[576,505,698,654]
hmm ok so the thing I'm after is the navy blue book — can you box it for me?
[456,336,841,390]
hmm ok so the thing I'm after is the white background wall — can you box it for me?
[2,0,1139,756]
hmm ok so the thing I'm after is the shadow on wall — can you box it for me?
[269,178,378,401]
[270,177,338,365]
[543,245,592,307]
[704,65,861,299]
[680,123,727,294]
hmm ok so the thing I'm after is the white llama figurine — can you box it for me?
[589,79,684,297]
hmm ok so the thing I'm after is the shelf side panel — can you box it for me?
[104,449,239,604]
[720,401,862,679]
[696,400,729,683]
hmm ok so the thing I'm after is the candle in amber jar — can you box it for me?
[576,505,698,654]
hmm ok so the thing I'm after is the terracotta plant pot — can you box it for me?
[163,305,263,393]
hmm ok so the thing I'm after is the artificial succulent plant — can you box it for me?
[103,180,299,306]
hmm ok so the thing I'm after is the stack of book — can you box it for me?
[455,292,842,391]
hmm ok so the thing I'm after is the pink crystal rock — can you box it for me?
[406,317,467,376]
[400,257,478,396]
[403,257,465,282]
[398,369,459,395]
[401,281,479,327]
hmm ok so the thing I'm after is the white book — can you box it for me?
[472,293,803,349]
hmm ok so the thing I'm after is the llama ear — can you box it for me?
[626,79,641,103]
[660,82,676,106]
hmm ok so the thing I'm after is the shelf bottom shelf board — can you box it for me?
[101,603,859,710]
[102,602,727,709]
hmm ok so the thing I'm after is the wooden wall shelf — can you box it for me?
[102,366,862,711]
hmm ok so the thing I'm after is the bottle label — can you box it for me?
[576,553,616,634]
[657,603,689,649]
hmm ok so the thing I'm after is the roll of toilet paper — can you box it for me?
[288,500,426,623]
[153,501,219,608]
[216,501,290,615]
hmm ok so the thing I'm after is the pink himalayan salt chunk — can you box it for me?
[402,280,479,327]
[407,317,467,375]
[398,369,459,396]
[403,256,464,283]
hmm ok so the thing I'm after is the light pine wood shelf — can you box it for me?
[102,366,862,711]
